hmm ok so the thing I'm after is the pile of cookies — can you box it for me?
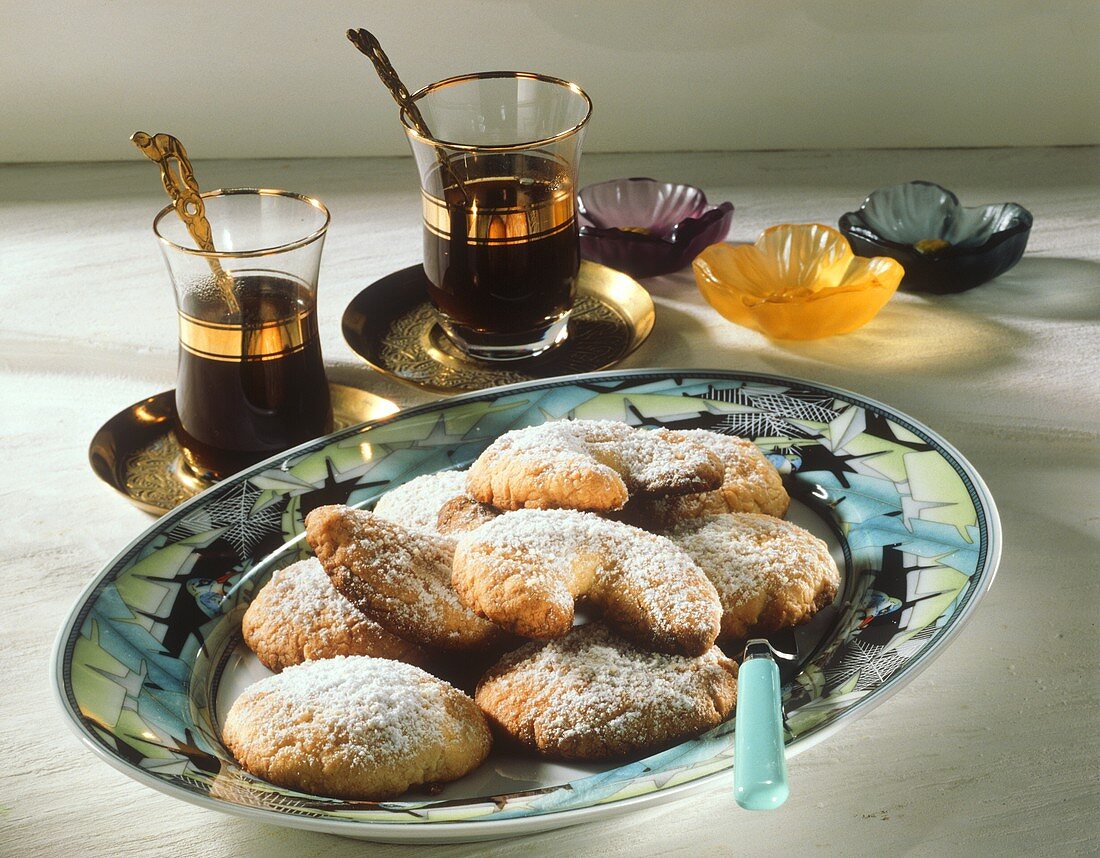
[223,420,839,800]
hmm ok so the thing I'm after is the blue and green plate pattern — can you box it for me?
[52,370,1000,842]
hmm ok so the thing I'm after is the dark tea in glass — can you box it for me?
[422,154,579,355]
[154,189,333,481]
[175,275,332,479]
[404,72,591,360]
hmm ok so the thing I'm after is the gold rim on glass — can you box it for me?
[152,188,331,259]
[400,71,593,153]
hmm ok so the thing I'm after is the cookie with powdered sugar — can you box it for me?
[373,469,499,535]
[223,655,490,799]
[242,558,428,672]
[452,508,721,656]
[667,513,839,641]
[626,429,789,528]
[436,494,501,535]
[372,471,460,531]
[305,505,509,652]
[466,419,724,512]
[475,623,737,760]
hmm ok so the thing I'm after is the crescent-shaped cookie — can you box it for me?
[475,623,737,760]
[241,558,429,672]
[452,508,722,656]
[466,419,725,511]
[305,505,508,652]
[666,513,840,641]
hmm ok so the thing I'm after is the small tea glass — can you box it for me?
[402,72,593,360]
[153,189,333,481]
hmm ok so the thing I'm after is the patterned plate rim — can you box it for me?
[51,368,1001,839]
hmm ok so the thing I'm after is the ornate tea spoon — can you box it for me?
[346,28,468,202]
[130,132,240,314]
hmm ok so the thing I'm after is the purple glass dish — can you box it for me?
[577,178,734,278]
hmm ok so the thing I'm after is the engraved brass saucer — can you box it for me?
[342,260,655,394]
[88,384,398,515]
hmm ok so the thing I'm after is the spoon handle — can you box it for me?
[130,132,217,251]
[130,132,239,314]
[346,29,433,140]
[734,642,790,810]
[346,29,468,203]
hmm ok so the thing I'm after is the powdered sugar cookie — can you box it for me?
[242,558,428,672]
[223,656,491,799]
[467,419,724,512]
[452,508,721,656]
[627,429,789,528]
[373,470,470,534]
[305,505,508,652]
[475,623,737,760]
[436,494,500,535]
[667,513,839,641]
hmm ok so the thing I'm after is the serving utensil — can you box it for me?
[734,638,795,810]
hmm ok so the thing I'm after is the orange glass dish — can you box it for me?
[692,224,904,339]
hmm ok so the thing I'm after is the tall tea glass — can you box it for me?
[402,72,592,360]
[153,189,333,481]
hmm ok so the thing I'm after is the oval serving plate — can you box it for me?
[52,370,1000,843]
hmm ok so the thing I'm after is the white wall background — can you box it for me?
[3,0,1098,163]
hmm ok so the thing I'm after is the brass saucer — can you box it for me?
[88,384,398,515]
[342,261,655,394]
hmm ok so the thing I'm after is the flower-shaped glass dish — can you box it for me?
[578,178,734,278]
[838,181,1032,294]
[693,224,904,340]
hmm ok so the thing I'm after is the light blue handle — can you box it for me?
[734,655,789,810]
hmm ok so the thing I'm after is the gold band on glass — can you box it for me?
[422,187,575,245]
[178,312,313,362]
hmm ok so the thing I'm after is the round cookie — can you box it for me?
[475,623,738,760]
[628,429,789,528]
[452,508,721,656]
[241,558,428,673]
[666,513,840,641]
[373,470,470,534]
[305,505,508,651]
[223,655,491,799]
[467,419,724,512]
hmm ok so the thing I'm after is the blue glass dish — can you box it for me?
[838,181,1032,294]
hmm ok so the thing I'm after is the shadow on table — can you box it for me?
[954,257,1100,323]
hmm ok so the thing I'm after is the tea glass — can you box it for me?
[153,189,333,481]
[402,72,592,360]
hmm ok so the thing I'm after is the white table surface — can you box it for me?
[1,148,1098,856]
